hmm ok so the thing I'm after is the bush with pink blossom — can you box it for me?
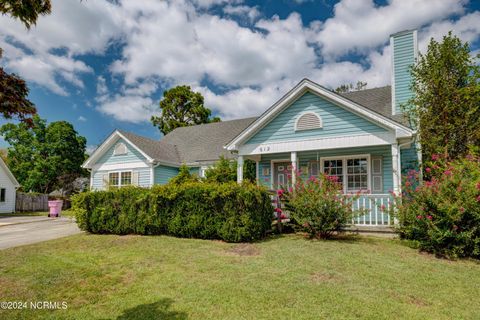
[279,173,359,239]
[396,154,480,259]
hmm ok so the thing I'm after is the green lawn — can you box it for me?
[0,234,479,320]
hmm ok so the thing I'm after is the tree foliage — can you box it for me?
[0,0,52,124]
[0,0,51,29]
[334,81,368,93]
[204,156,256,183]
[406,32,480,160]
[0,115,87,193]
[151,85,220,135]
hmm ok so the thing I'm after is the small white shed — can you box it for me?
[0,158,20,213]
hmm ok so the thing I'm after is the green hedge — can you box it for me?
[72,181,273,242]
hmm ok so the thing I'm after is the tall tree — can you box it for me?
[0,0,52,124]
[0,0,51,29]
[406,32,480,160]
[0,115,87,193]
[151,85,220,135]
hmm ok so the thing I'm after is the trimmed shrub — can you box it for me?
[280,173,358,239]
[72,181,273,242]
[396,155,480,259]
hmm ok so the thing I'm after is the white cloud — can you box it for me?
[97,94,157,123]
[223,5,260,22]
[78,116,87,122]
[312,0,466,59]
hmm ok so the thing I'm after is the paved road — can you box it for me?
[0,217,82,250]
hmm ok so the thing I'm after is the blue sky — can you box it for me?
[1,0,479,152]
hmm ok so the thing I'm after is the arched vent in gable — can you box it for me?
[295,112,322,131]
[113,142,128,155]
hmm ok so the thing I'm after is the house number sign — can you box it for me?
[259,146,271,152]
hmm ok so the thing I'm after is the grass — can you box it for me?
[0,234,479,320]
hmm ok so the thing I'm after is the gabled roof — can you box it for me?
[225,79,414,150]
[0,157,20,187]
[117,130,181,164]
[161,117,257,163]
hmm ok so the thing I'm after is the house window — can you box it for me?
[0,188,5,202]
[308,161,320,177]
[109,171,132,188]
[323,159,344,186]
[113,142,127,156]
[346,158,368,192]
[295,112,322,131]
[321,155,370,193]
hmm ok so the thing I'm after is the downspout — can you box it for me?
[150,162,161,187]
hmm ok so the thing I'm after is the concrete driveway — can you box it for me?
[0,216,82,250]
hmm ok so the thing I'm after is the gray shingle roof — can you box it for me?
[339,86,410,126]
[118,85,410,165]
[118,130,181,163]
[160,117,257,163]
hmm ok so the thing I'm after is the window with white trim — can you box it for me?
[321,155,370,193]
[295,112,322,131]
[113,142,128,156]
[109,171,132,188]
[308,161,320,177]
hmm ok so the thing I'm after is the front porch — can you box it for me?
[238,144,402,227]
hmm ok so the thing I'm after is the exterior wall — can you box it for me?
[0,167,17,213]
[154,165,179,185]
[258,145,393,194]
[189,167,200,176]
[246,92,387,145]
[92,167,151,190]
[400,144,420,174]
[392,31,416,114]
[97,138,147,165]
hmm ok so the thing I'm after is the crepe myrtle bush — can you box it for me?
[72,181,273,243]
[278,170,361,239]
[395,154,480,259]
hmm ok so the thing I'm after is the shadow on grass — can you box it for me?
[116,298,187,320]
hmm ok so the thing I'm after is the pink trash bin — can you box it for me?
[48,200,63,217]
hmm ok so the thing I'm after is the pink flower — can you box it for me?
[431,154,440,161]
[459,207,465,213]
[477,195,480,202]
[425,167,431,173]
[426,215,432,220]
[476,182,480,190]
[416,215,423,219]
[380,204,386,211]
[288,187,293,193]
[277,189,284,197]
[444,170,452,176]
[274,207,283,214]
[405,181,411,187]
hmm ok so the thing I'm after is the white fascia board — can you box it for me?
[226,79,413,150]
[239,132,396,156]
[92,161,150,171]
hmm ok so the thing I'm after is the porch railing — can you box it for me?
[347,194,393,226]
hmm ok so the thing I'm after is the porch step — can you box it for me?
[346,225,397,238]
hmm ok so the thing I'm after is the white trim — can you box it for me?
[270,159,290,190]
[255,160,259,186]
[294,111,323,131]
[413,29,418,61]
[320,154,371,194]
[225,79,413,150]
[390,35,396,115]
[391,143,400,195]
[239,132,395,156]
[92,161,149,171]
[0,158,20,187]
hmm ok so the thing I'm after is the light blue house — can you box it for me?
[83,30,419,226]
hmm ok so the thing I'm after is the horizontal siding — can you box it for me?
[246,92,387,145]
[189,167,200,175]
[97,138,146,165]
[0,167,16,213]
[259,146,393,194]
[393,31,415,114]
[154,165,179,185]
[91,167,151,190]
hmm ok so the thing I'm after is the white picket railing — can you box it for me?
[347,194,393,226]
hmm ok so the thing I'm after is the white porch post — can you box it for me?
[237,155,244,184]
[255,160,260,186]
[291,151,297,187]
[391,143,401,196]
